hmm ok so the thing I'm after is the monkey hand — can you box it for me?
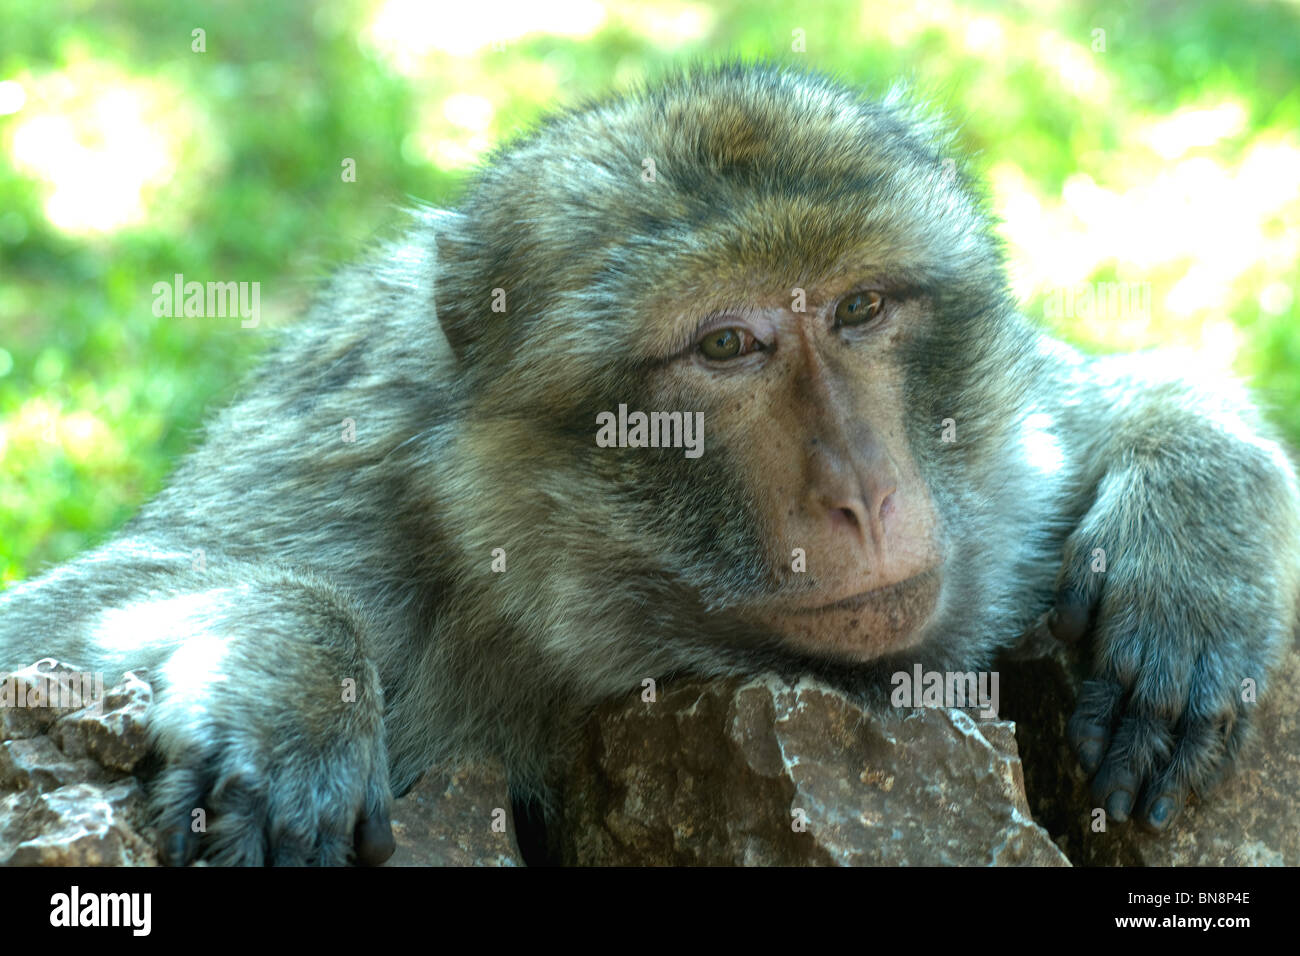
[1047,437,1299,832]
[141,586,395,865]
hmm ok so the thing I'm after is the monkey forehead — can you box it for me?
[456,63,999,359]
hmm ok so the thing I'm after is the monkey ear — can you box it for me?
[414,207,476,363]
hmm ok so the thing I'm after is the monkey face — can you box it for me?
[645,287,946,663]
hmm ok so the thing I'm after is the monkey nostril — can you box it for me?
[830,506,862,532]
[879,492,897,521]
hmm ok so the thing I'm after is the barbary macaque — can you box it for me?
[3,64,1298,865]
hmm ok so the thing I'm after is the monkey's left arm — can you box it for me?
[1047,350,1300,830]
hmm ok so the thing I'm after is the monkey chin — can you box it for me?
[763,567,943,663]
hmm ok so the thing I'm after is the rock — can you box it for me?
[386,762,523,866]
[52,671,153,773]
[0,781,156,866]
[0,662,159,866]
[11,636,1291,866]
[556,674,1069,866]
[1001,635,1300,866]
[0,735,110,791]
[0,660,104,739]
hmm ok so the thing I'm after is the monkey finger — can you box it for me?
[1067,678,1126,774]
[1090,758,1143,824]
[204,771,273,864]
[158,823,202,867]
[271,829,321,867]
[1091,713,1175,825]
[354,807,396,866]
[148,764,214,866]
[1138,708,1246,831]
[1048,587,1097,644]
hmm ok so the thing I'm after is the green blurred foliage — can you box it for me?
[1,0,1298,582]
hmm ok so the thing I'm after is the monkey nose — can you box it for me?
[826,496,873,545]
[825,487,894,552]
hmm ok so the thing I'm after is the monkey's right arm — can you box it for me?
[0,544,395,865]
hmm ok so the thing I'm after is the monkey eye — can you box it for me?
[698,327,763,361]
[834,290,885,327]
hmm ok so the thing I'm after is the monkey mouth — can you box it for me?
[785,566,942,615]
[747,567,943,662]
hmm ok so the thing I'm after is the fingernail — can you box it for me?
[1148,796,1173,828]
[1077,739,1103,771]
[1107,790,1133,822]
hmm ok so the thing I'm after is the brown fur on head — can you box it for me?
[432,62,1036,677]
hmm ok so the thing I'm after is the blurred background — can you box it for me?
[1,0,1298,582]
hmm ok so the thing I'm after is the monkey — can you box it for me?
[2,62,1298,866]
